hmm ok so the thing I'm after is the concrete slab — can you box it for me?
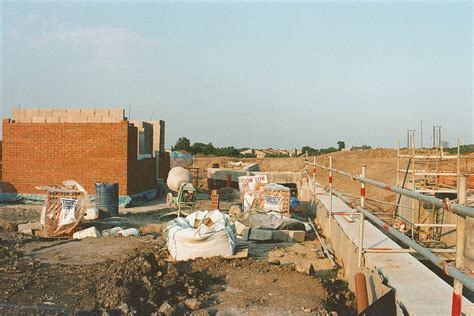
[306,182,473,315]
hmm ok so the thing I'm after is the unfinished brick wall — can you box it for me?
[126,126,156,194]
[2,119,156,196]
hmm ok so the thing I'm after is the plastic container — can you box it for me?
[95,183,119,217]
[84,207,99,220]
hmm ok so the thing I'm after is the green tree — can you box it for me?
[190,142,215,155]
[301,146,319,156]
[173,137,191,151]
[337,141,346,150]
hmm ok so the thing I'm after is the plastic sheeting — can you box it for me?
[238,209,309,231]
[167,210,235,261]
[119,189,157,208]
[0,189,158,208]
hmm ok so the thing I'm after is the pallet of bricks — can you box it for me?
[36,181,90,237]
[255,184,290,216]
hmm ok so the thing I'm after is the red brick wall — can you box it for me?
[2,120,156,195]
[0,140,2,181]
[126,126,156,194]
[159,152,170,182]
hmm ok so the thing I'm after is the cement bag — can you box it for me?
[167,210,235,261]
[167,167,192,192]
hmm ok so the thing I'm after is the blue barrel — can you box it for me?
[95,183,119,217]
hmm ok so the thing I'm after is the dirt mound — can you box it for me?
[96,243,220,314]
[95,245,339,315]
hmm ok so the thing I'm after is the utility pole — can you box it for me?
[432,126,442,148]
[420,120,423,148]
[407,130,416,148]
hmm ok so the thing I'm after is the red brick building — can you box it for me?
[1,108,168,196]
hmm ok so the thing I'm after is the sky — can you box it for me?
[0,1,472,149]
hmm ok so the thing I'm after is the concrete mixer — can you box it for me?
[162,167,197,217]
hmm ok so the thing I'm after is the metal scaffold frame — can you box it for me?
[304,159,474,315]
[395,139,474,249]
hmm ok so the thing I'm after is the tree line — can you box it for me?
[172,137,351,158]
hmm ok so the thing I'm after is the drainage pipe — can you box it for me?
[355,272,369,314]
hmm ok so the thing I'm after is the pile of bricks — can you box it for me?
[12,108,125,123]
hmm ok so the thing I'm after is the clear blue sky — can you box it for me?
[1,1,472,149]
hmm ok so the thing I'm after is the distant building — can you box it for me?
[239,148,302,158]
[240,149,255,156]
[351,146,371,151]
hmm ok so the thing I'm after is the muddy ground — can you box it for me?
[0,204,356,315]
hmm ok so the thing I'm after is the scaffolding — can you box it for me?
[395,140,472,250]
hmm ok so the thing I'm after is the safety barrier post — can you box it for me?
[358,165,366,268]
[452,175,467,316]
[328,156,333,238]
[329,156,333,214]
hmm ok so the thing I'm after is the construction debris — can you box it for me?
[101,227,124,236]
[73,227,100,239]
[17,222,42,235]
[117,228,139,237]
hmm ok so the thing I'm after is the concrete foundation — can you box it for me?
[300,181,474,315]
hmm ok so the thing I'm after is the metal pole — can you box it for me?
[439,126,442,149]
[397,140,400,186]
[327,186,474,292]
[411,137,416,239]
[329,156,333,214]
[304,161,474,218]
[328,156,333,238]
[408,131,411,149]
[452,175,467,316]
[358,165,366,268]
[457,139,461,176]
[420,120,423,148]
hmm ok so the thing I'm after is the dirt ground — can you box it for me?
[0,202,355,315]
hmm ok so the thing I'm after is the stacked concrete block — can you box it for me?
[130,121,154,155]
[236,220,307,243]
[12,108,125,123]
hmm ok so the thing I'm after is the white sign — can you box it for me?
[264,195,282,212]
[238,175,268,193]
[59,198,78,227]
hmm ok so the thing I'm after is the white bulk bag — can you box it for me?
[167,210,235,261]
